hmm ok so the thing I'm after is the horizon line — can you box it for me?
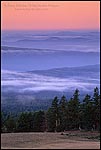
[1,63,100,72]
[1,28,100,32]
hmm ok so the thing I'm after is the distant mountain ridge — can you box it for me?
[2,46,100,54]
[29,64,100,72]
[28,64,100,78]
[2,64,100,93]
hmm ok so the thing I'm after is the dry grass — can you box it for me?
[1,131,100,149]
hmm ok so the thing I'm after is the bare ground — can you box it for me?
[1,131,100,149]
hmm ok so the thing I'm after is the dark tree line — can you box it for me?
[1,87,100,133]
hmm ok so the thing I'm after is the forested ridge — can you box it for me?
[1,87,100,133]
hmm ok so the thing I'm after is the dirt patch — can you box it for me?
[1,131,100,149]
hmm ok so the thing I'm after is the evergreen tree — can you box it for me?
[47,96,59,132]
[46,108,56,132]
[5,114,16,132]
[93,87,100,105]
[67,89,80,130]
[92,87,100,130]
[16,111,46,132]
[33,110,46,132]
[82,94,94,130]
[16,112,34,132]
[1,112,6,132]
[59,95,67,131]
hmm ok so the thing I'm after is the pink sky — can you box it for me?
[1,1,100,30]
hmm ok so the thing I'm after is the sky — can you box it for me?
[1,1,100,30]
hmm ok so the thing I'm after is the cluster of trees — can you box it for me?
[1,111,46,133]
[1,87,100,133]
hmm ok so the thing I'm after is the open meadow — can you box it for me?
[1,131,100,149]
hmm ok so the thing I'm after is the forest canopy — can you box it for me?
[1,87,100,133]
